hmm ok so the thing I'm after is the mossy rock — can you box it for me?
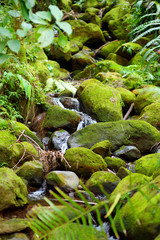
[116,87,136,108]
[44,60,69,79]
[139,103,160,128]
[129,49,149,65]
[0,168,28,211]
[106,53,128,66]
[135,153,160,177]
[0,233,29,240]
[104,157,127,172]
[117,166,132,179]
[68,20,105,47]
[43,105,81,131]
[76,79,100,96]
[16,160,44,186]
[78,9,101,26]
[113,145,141,161]
[99,41,122,58]
[46,171,79,191]
[31,60,51,85]
[72,50,96,71]
[109,173,151,205]
[68,120,160,154]
[90,140,111,158]
[96,72,125,88]
[74,60,123,80]
[86,171,120,195]
[78,81,123,122]
[113,175,160,240]
[134,86,160,114]
[64,147,107,178]
[115,42,142,60]
[57,0,72,11]
[0,218,29,234]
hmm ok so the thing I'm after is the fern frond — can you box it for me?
[130,19,160,35]
[133,26,160,42]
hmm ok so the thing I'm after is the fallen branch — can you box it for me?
[123,103,135,120]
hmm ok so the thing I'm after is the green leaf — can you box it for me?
[0,42,6,52]
[56,21,72,35]
[36,11,52,21]
[16,29,27,38]
[58,34,68,47]
[37,27,54,48]
[19,0,29,21]
[0,54,10,64]
[25,0,35,9]
[0,27,13,39]
[8,10,21,18]
[7,39,21,54]
[49,5,63,22]
[13,0,19,7]
[29,10,48,25]
[21,21,32,31]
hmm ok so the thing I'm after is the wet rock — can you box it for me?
[68,120,160,154]
[16,160,44,186]
[60,97,80,111]
[49,130,70,152]
[64,147,107,178]
[134,86,160,114]
[43,105,81,131]
[104,157,127,172]
[0,218,29,234]
[86,171,120,195]
[77,80,123,122]
[113,145,141,161]
[117,166,132,179]
[109,173,151,205]
[0,168,28,211]
[46,171,79,191]
[90,140,111,158]
[113,175,160,240]
[135,153,160,177]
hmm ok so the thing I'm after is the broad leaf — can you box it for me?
[36,11,52,21]
[21,21,32,31]
[0,54,10,64]
[25,0,35,9]
[37,28,54,48]
[8,10,21,18]
[0,42,6,52]
[17,29,27,38]
[29,10,48,25]
[13,0,19,7]
[7,39,21,54]
[19,0,29,21]
[49,5,63,22]
[58,34,68,47]
[0,27,13,39]
[56,21,72,35]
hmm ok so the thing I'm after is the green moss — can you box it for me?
[104,157,126,172]
[64,147,107,178]
[115,42,142,60]
[135,153,160,176]
[0,218,29,234]
[31,60,51,85]
[86,171,120,195]
[116,87,136,107]
[90,140,111,158]
[139,103,160,128]
[99,41,122,58]
[117,166,132,179]
[72,50,96,71]
[43,105,81,130]
[106,53,128,66]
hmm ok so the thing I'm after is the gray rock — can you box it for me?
[49,130,70,152]
[113,145,141,161]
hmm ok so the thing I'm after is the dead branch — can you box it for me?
[123,103,135,120]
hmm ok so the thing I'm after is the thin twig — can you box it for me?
[123,103,135,120]
[12,143,26,169]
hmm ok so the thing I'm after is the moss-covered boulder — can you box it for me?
[57,0,72,11]
[96,72,125,88]
[104,157,127,172]
[31,60,51,85]
[86,171,120,195]
[43,105,81,131]
[99,40,122,58]
[139,103,160,128]
[109,173,151,205]
[134,86,160,114]
[68,20,105,47]
[116,87,136,108]
[0,168,28,211]
[46,171,79,191]
[113,145,141,161]
[113,175,160,240]
[102,3,131,40]
[0,233,29,240]
[106,53,128,66]
[115,42,142,60]
[64,147,107,178]
[0,218,29,234]
[135,153,160,177]
[72,50,96,71]
[68,120,160,153]
[44,60,69,79]
[74,60,122,80]
[16,160,44,186]
[90,140,111,158]
[78,8,101,26]
[78,80,123,122]
[117,166,132,179]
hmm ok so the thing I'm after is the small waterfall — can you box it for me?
[28,180,47,201]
